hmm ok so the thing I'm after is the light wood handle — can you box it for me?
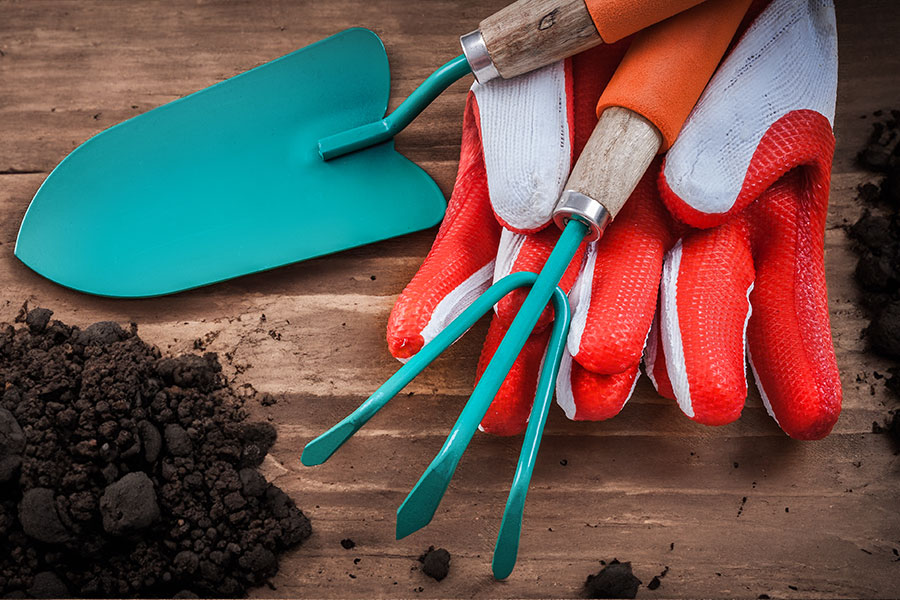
[477,0,712,80]
[479,0,603,79]
[563,107,661,219]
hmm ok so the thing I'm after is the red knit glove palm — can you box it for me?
[643,0,841,438]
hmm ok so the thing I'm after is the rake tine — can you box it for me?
[301,271,540,467]
[492,285,570,579]
[395,222,586,540]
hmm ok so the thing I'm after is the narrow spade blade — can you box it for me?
[15,28,446,297]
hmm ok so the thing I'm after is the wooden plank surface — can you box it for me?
[2,1,899,598]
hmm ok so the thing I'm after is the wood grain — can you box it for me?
[563,107,661,220]
[480,0,603,79]
[1,1,899,598]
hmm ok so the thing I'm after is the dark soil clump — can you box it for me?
[850,110,900,417]
[0,308,311,597]
[417,546,450,581]
[872,411,900,448]
[583,559,642,599]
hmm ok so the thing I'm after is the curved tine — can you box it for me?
[301,271,538,467]
[492,285,571,580]
[396,221,587,540]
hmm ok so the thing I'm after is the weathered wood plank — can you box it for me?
[1,1,899,598]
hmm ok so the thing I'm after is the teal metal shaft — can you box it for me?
[318,54,472,159]
[492,276,571,580]
[302,270,550,467]
[395,220,589,539]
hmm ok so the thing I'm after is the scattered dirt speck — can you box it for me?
[418,546,450,581]
[583,559,642,599]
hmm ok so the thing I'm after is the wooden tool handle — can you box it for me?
[562,107,661,221]
[554,0,750,237]
[478,0,707,80]
[479,0,601,79]
[595,0,753,150]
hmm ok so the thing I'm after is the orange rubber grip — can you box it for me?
[595,0,752,151]
[584,0,708,43]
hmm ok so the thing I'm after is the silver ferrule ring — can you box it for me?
[460,30,501,84]
[553,190,611,242]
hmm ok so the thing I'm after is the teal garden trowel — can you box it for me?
[15,28,445,297]
[14,0,704,297]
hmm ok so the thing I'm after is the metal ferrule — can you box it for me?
[460,30,501,84]
[552,190,611,242]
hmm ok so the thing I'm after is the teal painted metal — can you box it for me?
[394,220,587,539]
[491,283,569,580]
[302,219,588,579]
[317,54,472,159]
[15,28,446,297]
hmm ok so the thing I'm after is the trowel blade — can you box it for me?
[15,28,445,297]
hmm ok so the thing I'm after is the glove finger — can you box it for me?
[489,40,632,332]
[659,220,756,426]
[660,0,837,228]
[486,41,632,330]
[494,227,586,331]
[387,94,500,360]
[747,168,841,440]
[568,160,675,375]
[642,306,675,400]
[475,60,571,233]
[556,351,640,422]
[477,312,551,436]
[478,40,631,233]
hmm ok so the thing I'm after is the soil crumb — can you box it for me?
[583,559,642,599]
[647,566,669,591]
[872,411,900,448]
[340,538,356,550]
[0,308,311,597]
[890,411,900,445]
[417,546,450,581]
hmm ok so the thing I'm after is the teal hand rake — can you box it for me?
[303,270,572,579]
[304,106,664,578]
[306,0,744,579]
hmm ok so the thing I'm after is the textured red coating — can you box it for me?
[657,110,841,439]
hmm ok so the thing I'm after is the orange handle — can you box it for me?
[475,0,713,81]
[595,0,752,150]
[584,0,708,42]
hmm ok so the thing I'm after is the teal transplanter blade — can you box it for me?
[15,28,446,297]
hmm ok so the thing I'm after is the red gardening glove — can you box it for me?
[387,41,658,435]
[561,0,842,440]
[390,0,842,441]
[640,0,841,439]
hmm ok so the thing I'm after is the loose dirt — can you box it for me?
[850,109,900,439]
[0,308,311,597]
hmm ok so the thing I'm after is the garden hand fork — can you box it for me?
[303,0,750,579]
